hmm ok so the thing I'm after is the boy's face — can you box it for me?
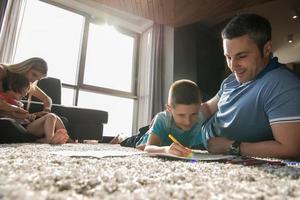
[167,103,200,131]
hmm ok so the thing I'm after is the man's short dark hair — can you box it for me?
[221,13,272,55]
[168,79,202,107]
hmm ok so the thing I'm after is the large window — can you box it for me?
[14,0,83,85]
[13,0,139,136]
[78,91,134,137]
[84,23,135,92]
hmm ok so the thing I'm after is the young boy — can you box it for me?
[1,73,69,144]
[111,79,205,156]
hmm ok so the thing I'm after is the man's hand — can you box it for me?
[207,137,233,154]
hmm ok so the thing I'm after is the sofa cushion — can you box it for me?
[0,118,38,143]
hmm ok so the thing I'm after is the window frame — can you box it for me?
[34,0,140,134]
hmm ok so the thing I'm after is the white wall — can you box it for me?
[242,0,300,64]
[162,26,174,106]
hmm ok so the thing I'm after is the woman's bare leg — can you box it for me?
[26,113,57,143]
[54,115,65,130]
[52,114,70,144]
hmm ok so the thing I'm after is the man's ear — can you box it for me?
[263,40,272,58]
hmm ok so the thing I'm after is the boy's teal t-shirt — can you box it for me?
[137,111,204,147]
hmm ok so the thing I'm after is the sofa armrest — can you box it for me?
[52,105,108,125]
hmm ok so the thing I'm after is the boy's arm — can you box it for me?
[144,133,166,153]
[144,133,192,156]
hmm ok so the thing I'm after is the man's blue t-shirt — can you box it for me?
[137,110,204,147]
[201,57,300,148]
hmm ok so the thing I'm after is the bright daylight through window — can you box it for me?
[13,0,138,136]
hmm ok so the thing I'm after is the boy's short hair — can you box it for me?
[168,79,201,107]
[221,13,271,56]
[2,72,30,94]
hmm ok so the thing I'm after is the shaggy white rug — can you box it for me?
[0,143,300,200]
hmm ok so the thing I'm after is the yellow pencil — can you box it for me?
[168,134,180,144]
[168,134,192,154]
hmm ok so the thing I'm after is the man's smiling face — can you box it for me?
[223,34,271,83]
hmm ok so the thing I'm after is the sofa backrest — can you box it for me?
[31,77,62,104]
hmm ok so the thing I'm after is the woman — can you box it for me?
[0,57,66,143]
[0,57,51,112]
[1,72,69,144]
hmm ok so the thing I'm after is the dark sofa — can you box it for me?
[0,77,108,143]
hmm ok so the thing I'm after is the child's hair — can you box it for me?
[168,79,202,107]
[2,72,30,94]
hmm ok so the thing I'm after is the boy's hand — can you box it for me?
[167,143,192,157]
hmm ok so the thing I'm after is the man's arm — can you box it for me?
[207,122,300,159]
[200,96,219,120]
[242,122,300,158]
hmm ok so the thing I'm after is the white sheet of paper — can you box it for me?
[51,150,146,158]
[148,150,236,161]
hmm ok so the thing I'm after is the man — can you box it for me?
[201,13,300,159]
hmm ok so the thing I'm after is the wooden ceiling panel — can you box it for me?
[173,0,270,27]
[91,0,276,27]
[141,0,151,19]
